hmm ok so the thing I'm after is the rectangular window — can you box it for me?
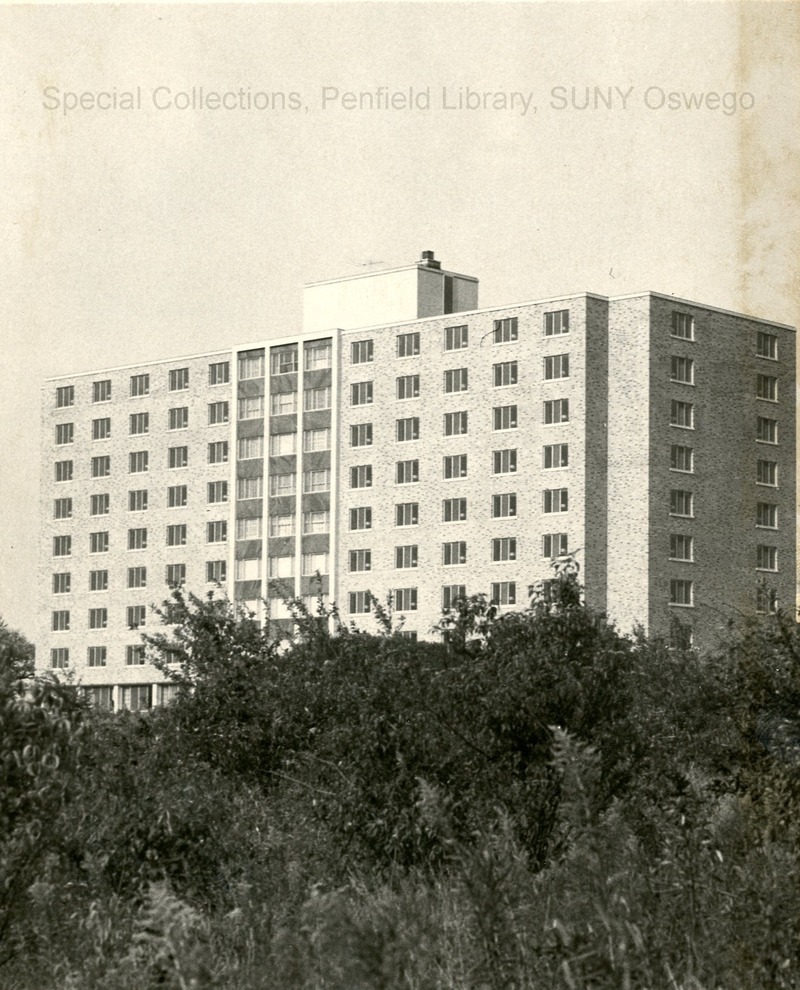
[351,339,374,364]
[121,685,152,711]
[127,489,147,512]
[669,623,693,650]
[350,465,373,489]
[167,485,188,508]
[443,454,468,480]
[442,541,467,566]
[393,588,418,611]
[128,527,147,551]
[396,374,420,400]
[492,493,517,518]
[270,392,298,416]
[670,490,694,517]
[269,473,296,496]
[349,506,372,531]
[51,648,69,669]
[756,374,778,401]
[208,401,229,425]
[168,446,188,469]
[87,646,107,668]
[444,325,468,350]
[304,341,332,370]
[757,545,778,571]
[670,400,694,429]
[269,432,297,456]
[544,443,569,469]
[493,361,518,387]
[91,418,111,441]
[543,532,568,557]
[491,582,517,605]
[55,460,73,483]
[92,379,111,403]
[128,567,147,589]
[53,498,72,520]
[129,451,148,474]
[443,497,467,523]
[129,412,149,436]
[206,560,227,583]
[209,361,230,385]
[235,558,261,581]
[669,579,693,606]
[304,386,331,411]
[237,436,262,460]
[269,348,297,376]
[167,407,188,431]
[492,537,517,562]
[756,502,778,529]
[207,521,228,543]
[53,535,72,557]
[207,481,228,504]
[166,563,186,586]
[493,449,517,475]
[756,587,778,614]
[493,317,518,344]
[90,493,110,516]
[52,572,71,594]
[757,417,778,444]
[544,398,569,425]
[350,423,373,447]
[671,312,694,339]
[303,427,331,452]
[169,368,189,391]
[397,417,420,442]
[443,411,468,436]
[397,331,420,358]
[125,646,146,667]
[670,534,694,561]
[396,460,419,484]
[302,552,329,576]
[544,354,569,380]
[206,440,228,465]
[52,610,70,632]
[238,395,265,421]
[757,459,778,486]
[237,476,264,500]
[303,469,331,493]
[90,569,108,592]
[238,516,264,539]
[545,310,569,336]
[349,591,372,614]
[302,510,330,534]
[395,502,419,526]
[670,445,694,472]
[351,381,374,406]
[130,373,150,397]
[543,488,568,513]
[56,385,74,408]
[92,455,111,478]
[89,607,108,630]
[56,423,74,445]
[395,545,418,569]
[670,356,694,384]
[442,585,466,610]
[90,531,109,554]
[443,368,468,393]
[349,549,372,572]
[756,331,778,359]
[493,405,518,431]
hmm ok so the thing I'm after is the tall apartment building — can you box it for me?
[38,252,796,708]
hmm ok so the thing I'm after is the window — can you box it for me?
[166,563,186,586]
[169,368,189,391]
[670,445,694,472]
[56,385,74,408]
[756,545,778,571]
[351,381,373,406]
[544,398,569,424]
[544,354,569,380]
[397,331,420,357]
[52,610,70,632]
[128,527,147,551]
[669,622,693,650]
[443,411,468,436]
[670,490,694,517]
[304,386,331,411]
[90,531,109,554]
[238,516,264,539]
[493,405,518,431]
[303,427,331,452]
[492,493,517,518]
[206,560,227,583]
[444,325,468,350]
[85,686,113,710]
[125,646,146,667]
[269,432,296,456]
[443,541,467,566]
[55,460,73,483]
[265,515,289,538]
[543,532,568,557]
[351,339,374,364]
[91,455,110,478]
[442,585,466,610]
[237,436,263,460]
[543,488,568,513]
[128,567,147,589]
[350,507,372,531]
[52,572,71,594]
[53,535,72,557]
[756,331,777,359]
[443,454,468,479]
[493,449,517,475]
[89,493,109,516]
[208,440,229,465]
[544,443,569,469]
[349,591,372,615]
[168,446,188,469]
[302,552,329,576]
[756,586,778,614]
[670,534,694,561]
[397,417,420,442]
[49,647,70,670]
[121,684,152,711]
[92,379,111,403]
[396,374,420,400]
[207,521,228,543]
[271,392,298,415]
[756,502,778,529]
[756,459,778,486]
[237,477,264,500]
[91,418,111,441]
[208,401,229,425]
[393,588,418,611]
[396,460,419,484]
[239,396,265,420]
[128,489,148,512]
[671,312,694,339]
[491,582,517,605]
[167,485,188,508]
[443,368,468,393]
[304,341,332,370]
[129,451,148,474]
[670,356,694,384]
[303,469,331,493]
[269,473,296,496]
[269,348,296,376]
[130,373,150,397]
[87,646,107,668]
[130,412,149,435]
[235,558,261,581]
[395,545,418,569]
[56,423,74,445]
[669,579,693,606]
[89,607,108,630]
[349,549,372,572]
[350,465,373,489]
[443,497,467,522]
[209,361,230,385]
[54,498,72,520]
[494,361,518,387]
[303,510,330,534]
[90,570,108,592]
[350,423,373,447]
[492,537,517,562]
[670,400,694,429]
[207,481,228,504]
[545,310,569,336]
[493,317,518,344]
[756,374,778,401]
[757,417,778,444]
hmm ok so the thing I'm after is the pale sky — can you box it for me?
[2,2,798,639]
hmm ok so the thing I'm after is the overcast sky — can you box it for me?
[2,2,798,639]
